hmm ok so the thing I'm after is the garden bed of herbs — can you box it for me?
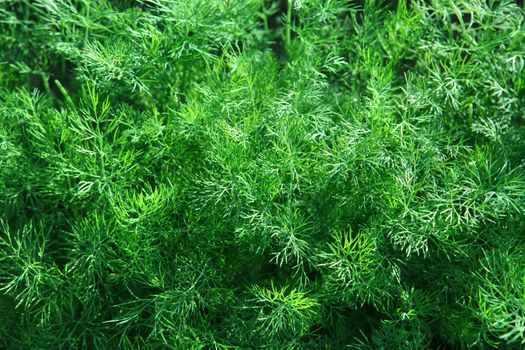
[1,0,525,349]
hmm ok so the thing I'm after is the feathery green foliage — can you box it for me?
[1,0,525,348]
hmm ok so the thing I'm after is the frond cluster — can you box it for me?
[1,0,524,348]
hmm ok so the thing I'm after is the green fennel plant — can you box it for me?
[1,0,525,349]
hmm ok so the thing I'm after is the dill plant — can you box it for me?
[1,0,525,349]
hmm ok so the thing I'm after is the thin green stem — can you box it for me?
[286,0,293,48]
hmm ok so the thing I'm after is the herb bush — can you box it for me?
[0,0,524,348]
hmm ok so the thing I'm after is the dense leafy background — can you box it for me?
[1,0,525,348]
